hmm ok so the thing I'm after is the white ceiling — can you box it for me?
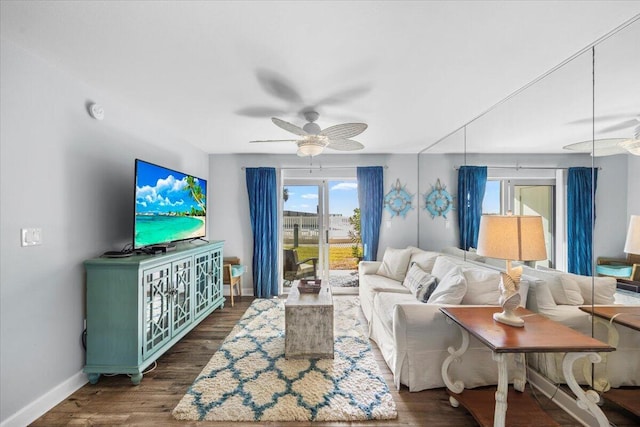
[1,1,639,155]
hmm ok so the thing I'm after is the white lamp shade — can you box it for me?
[624,215,640,255]
[477,215,547,261]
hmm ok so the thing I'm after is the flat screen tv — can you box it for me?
[134,159,207,249]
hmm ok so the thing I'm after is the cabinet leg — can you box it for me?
[87,373,101,384]
[130,373,143,385]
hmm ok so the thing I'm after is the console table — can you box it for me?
[440,306,614,427]
[579,305,640,416]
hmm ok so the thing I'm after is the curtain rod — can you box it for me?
[453,165,602,171]
[241,165,388,171]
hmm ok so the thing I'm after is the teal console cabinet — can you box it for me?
[83,241,224,384]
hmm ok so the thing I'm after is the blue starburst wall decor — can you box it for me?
[384,179,414,218]
[424,178,455,219]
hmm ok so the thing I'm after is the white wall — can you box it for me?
[208,153,419,294]
[628,155,640,217]
[0,40,209,426]
[594,155,630,258]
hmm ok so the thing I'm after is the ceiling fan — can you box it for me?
[236,68,371,122]
[563,115,640,156]
[250,111,367,157]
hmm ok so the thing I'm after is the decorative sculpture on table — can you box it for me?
[384,179,414,218]
[423,178,454,219]
[477,214,547,327]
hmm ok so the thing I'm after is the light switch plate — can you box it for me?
[21,228,42,246]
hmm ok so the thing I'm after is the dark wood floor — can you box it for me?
[32,296,638,426]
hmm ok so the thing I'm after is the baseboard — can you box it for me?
[0,370,87,427]
[527,367,600,427]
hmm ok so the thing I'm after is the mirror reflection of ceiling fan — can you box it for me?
[564,115,640,156]
[250,111,367,157]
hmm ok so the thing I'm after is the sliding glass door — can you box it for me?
[282,178,360,290]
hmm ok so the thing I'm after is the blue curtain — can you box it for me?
[357,166,384,261]
[245,167,279,298]
[568,167,598,276]
[457,166,487,250]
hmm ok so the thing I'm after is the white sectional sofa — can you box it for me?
[360,245,640,393]
[358,246,530,391]
[520,265,640,390]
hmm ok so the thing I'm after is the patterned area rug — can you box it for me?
[172,297,396,422]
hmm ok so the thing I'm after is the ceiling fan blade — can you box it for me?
[249,139,298,143]
[255,69,303,104]
[235,106,288,118]
[272,117,309,136]
[568,113,638,125]
[314,85,372,106]
[320,123,368,139]
[563,138,629,156]
[599,119,639,133]
[326,139,365,151]
[620,139,640,155]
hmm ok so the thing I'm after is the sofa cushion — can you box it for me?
[407,247,440,273]
[377,247,412,281]
[403,264,438,303]
[560,273,616,305]
[527,267,584,306]
[440,246,486,262]
[427,266,467,304]
[366,274,411,294]
[461,268,501,305]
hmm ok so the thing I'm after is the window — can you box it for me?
[482,179,555,268]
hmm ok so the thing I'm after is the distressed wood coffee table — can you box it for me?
[284,281,334,359]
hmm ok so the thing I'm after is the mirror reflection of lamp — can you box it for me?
[477,215,547,327]
[624,215,640,281]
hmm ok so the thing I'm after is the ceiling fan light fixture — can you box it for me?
[297,136,328,157]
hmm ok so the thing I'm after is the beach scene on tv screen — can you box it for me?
[135,162,206,247]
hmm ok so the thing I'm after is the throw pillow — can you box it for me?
[560,273,616,305]
[431,256,462,281]
[407,248,440,273]
[376,247,412,281]
[532,267,584,305]
[427,266,467,304]
[461,268,501,305]
[403,264,438,303]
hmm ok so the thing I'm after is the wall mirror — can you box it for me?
[418,17,639,424]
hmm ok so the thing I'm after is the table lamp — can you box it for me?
[477,215,547,327]
[624,215,640,281]
[624,215,640,255]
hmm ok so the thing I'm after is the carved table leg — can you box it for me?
[441,323,469,407]
[563,352,609,427]
[493,352,509,427]
[582,317,617,393]
[513,353,526,392]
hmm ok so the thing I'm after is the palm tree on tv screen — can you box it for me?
[185,176,206,214]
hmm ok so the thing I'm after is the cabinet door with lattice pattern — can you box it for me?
[142,263,172,359]
[194,251,213,318]
[171,257,193,336]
